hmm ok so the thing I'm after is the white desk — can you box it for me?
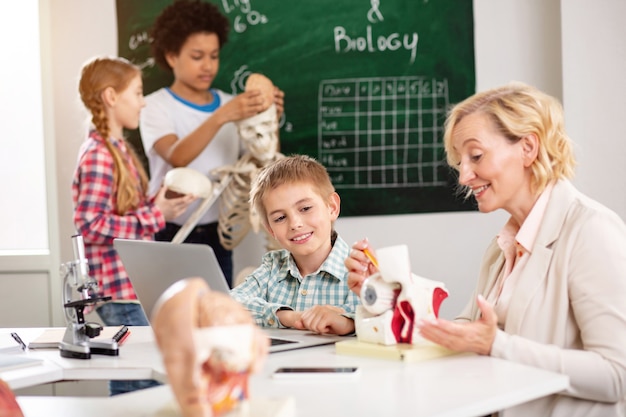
[0,327,167,390]
[0,327,569,417]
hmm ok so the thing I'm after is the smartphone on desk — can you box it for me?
[272,367,360,380]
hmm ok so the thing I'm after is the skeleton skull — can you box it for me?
[236,103,279,163]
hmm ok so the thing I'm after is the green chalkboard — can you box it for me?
[116,0,476,216]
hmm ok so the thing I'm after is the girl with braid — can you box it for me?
[72,57,195,395]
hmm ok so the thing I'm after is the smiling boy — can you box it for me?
[230,155,359,335]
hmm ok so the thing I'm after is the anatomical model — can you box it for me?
[215,73,284,251]
[151,277,268,417]
[356,245,449,345]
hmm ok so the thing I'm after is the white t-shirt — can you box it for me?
[140,88,241,225]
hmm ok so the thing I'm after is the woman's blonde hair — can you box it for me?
[443,81,576,195]
[78,57,148,215]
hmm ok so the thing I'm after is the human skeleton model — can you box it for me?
[172,74,283,251]
[356,245,449,345]
[151,278,268,417]
[215,101,284,252]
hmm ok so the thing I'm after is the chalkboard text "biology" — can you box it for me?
[334,26,418,64]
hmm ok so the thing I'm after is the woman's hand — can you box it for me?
[417,294,498,355]
[344,238,378,296]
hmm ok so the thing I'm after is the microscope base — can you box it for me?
[90,348,119,356]
[59,342,119,359]
[90,338,119,356]
[59,348,91,360]
[60,327,120,359]
[59,341,91,360]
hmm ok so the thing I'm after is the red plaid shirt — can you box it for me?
[72,131,165,301]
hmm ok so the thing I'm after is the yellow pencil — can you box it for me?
[362,248,379,268]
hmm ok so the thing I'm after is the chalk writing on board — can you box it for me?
[127,31,154,70]
[221,0,268,34]
[115,0,476,216]
[367,0,384,24]
[333,1,418,64]
[318,76,449,189]
[334,27,419,64]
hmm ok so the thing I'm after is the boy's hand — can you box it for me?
[218,90,266,123]
[276,309,306,330]
[300,306,355,336]
[273,86,285,120]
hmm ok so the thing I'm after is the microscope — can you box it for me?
[59,234,119,359]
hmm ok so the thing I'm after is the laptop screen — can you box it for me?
[113,239,230,318]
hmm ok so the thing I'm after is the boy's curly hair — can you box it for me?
[150,0,230,72]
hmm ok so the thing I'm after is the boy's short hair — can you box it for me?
[150,0,230,72]
[250,155,335,226]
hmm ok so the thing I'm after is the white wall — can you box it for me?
[561,0,626,215]
[48,0,118,277]
[38,0,626,323]
[0,0,49,253]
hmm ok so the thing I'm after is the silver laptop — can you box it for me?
[113,239,349,352]
[114,239,230,318]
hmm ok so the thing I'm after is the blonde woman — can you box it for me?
[346,82,626,416]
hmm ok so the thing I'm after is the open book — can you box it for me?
[28,326,130,349]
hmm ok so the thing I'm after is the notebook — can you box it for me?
[28,326,130,350]
[113,239,350,352]
[0,354,43,372]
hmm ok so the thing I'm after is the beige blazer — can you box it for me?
[458,180,626,417]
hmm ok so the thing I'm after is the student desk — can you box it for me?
[0,327,569,417]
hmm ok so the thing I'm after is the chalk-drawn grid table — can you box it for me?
[318,77,449,189]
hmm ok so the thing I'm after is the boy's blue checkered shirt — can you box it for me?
[230,234,360,327]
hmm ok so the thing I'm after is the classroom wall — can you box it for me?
[40,0,626,322]
[561,1,626,215]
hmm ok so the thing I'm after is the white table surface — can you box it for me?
[0,327,569,417]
